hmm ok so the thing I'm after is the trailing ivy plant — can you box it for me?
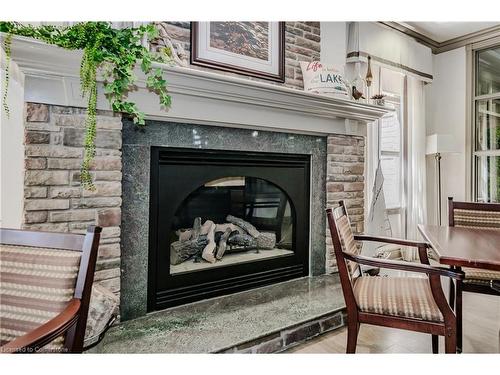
[0,22,172,190]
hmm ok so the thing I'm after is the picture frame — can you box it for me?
[191,22,285,82]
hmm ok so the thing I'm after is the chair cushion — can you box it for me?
[353,276,444,322]
[463,267,500,284]
[336,215,361,276]
[453,208,500,229]
[0,244,81,351]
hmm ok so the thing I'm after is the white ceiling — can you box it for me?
[403,22,500,43]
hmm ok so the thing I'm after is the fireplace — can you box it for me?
[10,38,380,324]
[148,147,310,310]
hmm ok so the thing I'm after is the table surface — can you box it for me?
[418,224,500,271]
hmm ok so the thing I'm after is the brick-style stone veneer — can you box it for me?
[325,134,365,273]
[151,22,321,90]
[22,102,123,297]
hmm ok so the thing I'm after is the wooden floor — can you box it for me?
[288,287,500,353]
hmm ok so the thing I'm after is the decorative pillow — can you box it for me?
[299,61,349,99]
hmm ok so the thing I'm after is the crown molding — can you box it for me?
[378,22,439,51]
[378,22,500,54]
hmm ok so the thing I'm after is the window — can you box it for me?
[367,66,406,238]
[379,98,404,237]
[473,45,500,202]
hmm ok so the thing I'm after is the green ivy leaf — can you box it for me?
[0,21,172,190]
[141,55,152,73]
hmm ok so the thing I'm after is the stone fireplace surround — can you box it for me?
[121,119,327,319]
[8,36,390,324]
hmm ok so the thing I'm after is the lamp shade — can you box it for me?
[426,134,458,155]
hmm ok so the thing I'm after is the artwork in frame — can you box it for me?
[191,22,285,82]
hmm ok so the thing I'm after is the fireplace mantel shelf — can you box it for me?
[7,35,392,135]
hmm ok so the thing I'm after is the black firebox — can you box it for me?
[148,147,310,311]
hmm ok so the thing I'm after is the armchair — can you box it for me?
[0,226,101,353]
[447,197,500,302]
[327,201,462,353]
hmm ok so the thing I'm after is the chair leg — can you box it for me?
[449,278,455,310]
[456,279,463,353]
[346,321,359,354]
[432,335,439,354]
[444,327,457,354]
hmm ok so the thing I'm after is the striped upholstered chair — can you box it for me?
[327,201,463,353]
[447,197,500,305]
[0,226,101,353]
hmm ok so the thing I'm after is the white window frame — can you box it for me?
[366,65,407,238]
[468,38,500,202]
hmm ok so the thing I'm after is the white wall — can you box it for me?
[425,47,467,225]
[320,22,347,66]
[320,22,358,83]
[0,53,25,228]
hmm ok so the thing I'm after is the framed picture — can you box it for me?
[191,22,285,82]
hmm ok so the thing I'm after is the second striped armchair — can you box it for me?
[447,197,500,304]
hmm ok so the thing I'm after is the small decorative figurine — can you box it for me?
[352,86,365,100]
[371,94,386,106]
[351,61,367,102]
[365,55,373,88]
[365,55,373,99]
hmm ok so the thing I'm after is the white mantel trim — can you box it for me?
[7,35,391,135]
[1,46,25,229]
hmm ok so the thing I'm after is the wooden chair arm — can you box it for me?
[343,252,464,280]
[353,234,430,249]
[0,298,81,354]
[491,280,500,293]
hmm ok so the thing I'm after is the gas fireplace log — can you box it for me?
[171,217,207,264]
[215,223,244,234]
[182,224,244,245]
[226,232,276,250]
[175,217,204,243]
[214,231,223,244]
[201,220,217,263]
[225,215,276,249]
[216,227,233,260]
[226,215,260,238]
[200,219,214,236]
[192,217,202,236]
[172,217,277,265]
[256,232,276,249]
[170,236,208,265]
[176,229,192,242]
[227,233,256,247]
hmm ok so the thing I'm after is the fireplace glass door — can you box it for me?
[149,147,310,310]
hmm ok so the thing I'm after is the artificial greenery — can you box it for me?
[0,22,172,190]
[2,32,12,117]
